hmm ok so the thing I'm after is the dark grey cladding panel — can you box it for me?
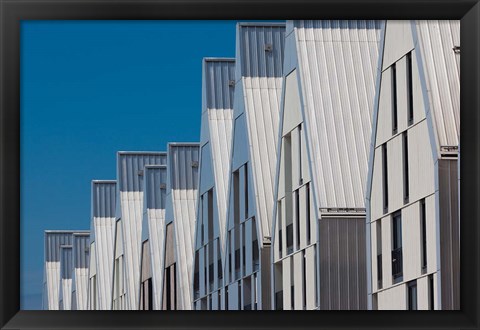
[319,217,367,310]
[45,232,73,262]
[73,234,90,269]
[204,59,235,110]
[118,152,167,192]
[238,23,286,78]
[145,166,167,210]
[168,145,200,190]
[60,246,73,279]
[438,159,460,310]
[92,181,116,218]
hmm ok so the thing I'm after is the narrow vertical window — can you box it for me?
[376,221,383,289]
[392,211,403,282]
[302,252,307,310]
[429,274,435,310]
[295,189,300,250]
[407,280,418,310]
[407,52,414,125]
[278,201,283,258]
[244,166,249,218]
[382,143,389,213]
[306,183,311,246]
[421,199,427,272]
[391,63,398,134]
[403,132,409,203]
[298,125,303,185]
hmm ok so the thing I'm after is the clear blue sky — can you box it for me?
[20,20,256,310]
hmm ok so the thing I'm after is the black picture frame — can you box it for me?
[1,0,479,329]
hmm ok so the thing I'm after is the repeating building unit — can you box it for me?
[42,20,460,312]
[139,165,167,310]
[366,20,460,310]
[222,22,285,310]
[271,20,382,311]
[112,152,167,310]
[193,58,235,310]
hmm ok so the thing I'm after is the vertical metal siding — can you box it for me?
[294,20,382,209]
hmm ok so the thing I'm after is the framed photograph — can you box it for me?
[1,0,479,329]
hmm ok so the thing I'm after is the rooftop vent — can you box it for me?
[191,161,199,168]
[264,43,273,52]
[453,46,460,54]
[228,80,235,87]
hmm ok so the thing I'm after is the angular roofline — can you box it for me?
[167,142,200,147]
[237,22,286,27]
[72,232,90,237]
[203,57,235,62]
[117,151,167,155]
[44,230,89,234]
[91,180,116,184]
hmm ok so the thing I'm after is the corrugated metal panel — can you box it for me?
[165,143,199,310]
[233,23,285,242]
[319,217,367,310]
[59,245,73,310]
[294,20,382,209]
[116,152,167,309]
[90,181,117,310]
[200,58,235,251]
[415,20,460,148]
[141,165,167,309]
[73,233,90,269]
[72,233,89,310]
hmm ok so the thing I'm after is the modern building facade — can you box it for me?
[111,152,167,310]
[271,20,382,311]
[193,58,235,310]
[43,230,88,310]
[88,180,116,310]
[162,143,200,310]
[366,20,460,310]
[71,232,90,310]
[222,22,285,310]
[139,165,167,310]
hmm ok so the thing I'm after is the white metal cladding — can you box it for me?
[414,20,460,149]
[72,233,89,310]
[59,246,73,310]
[116,152,167,309]
[165,143,200,310]
[200,58,235,251]
[140,165,167,309]
[232,22,286,241]
[43,231,76,310]
[293,20,382,210]
[89,180,117,310]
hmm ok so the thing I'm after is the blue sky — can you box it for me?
[20,20,248,310]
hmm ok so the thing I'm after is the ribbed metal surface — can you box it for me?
[90,181,117,310]
[319,217,367,310]
[294,20,382,209]
[165,143,200,310]
[59,246,73,310]
[73,233,90,269]
[200,58,235,251]
[116,152,167,309]
[141,165,167,309]
[71,233,89,310]
[415,20,460,148]
[234,23,285,241]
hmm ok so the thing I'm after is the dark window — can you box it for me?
[302,252,307,310]
[382,143,389,213]
[421,199,427,271]
[407,280,418,310]
[286,223,294,255]
[278,201,283,258]
[429,274,435,310]
[208,189,214,241]
[391,63,398,134]
[234,248,241,280]
[407,52,414,125]
[392,211,403,281]
[403,132,409,203]
[306,184,311,245]
[275,290,283,310]
[252,217,259,271]
[377,221,383,289]
[299,125,303,185]
[233,170,240,226]
[244,166,249,219]
[295,189,300,250]
[194,251,199,299]
[372,293,378,310]
[147,278,153,310]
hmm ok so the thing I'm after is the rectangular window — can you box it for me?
[208,189,214,241]
[295,189,300,250]
[421,199,427,272]
[403,132,409,203]
[407,280,418,310]
[233,170,240,226]
[382,143,389,213]
[392,211,403,282]
[407,52,414,125]
[391,63,398,134]
[429,274,435,310]
[306,184,311,245]
[278,201,283,258]
[376,221,383,289]
[372,293,378,310]
[286,223,294,255]
[302,252,307,310]
[298,125,303,185]
[244,166,249,219]
[252,217,259,271]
